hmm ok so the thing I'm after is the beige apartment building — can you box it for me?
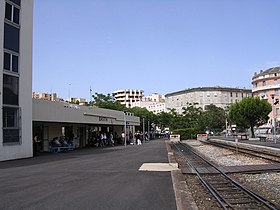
[113,89,144,108]
[165,87,252,114]
[252,67,280,123]
[66,97,87,104]
[131,93,166,114]
[142,93,165,103]
[33,92,58,101]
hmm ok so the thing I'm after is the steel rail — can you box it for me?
[204,139,280,163]
[173,142,278,210]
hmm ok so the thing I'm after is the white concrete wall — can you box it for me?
[0,0,34,161]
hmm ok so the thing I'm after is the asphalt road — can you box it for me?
[0,140,177,210]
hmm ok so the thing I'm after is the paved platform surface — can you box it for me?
[210,136,280,150]
[0,140,178,210]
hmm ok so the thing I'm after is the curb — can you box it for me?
[166,141,198,210]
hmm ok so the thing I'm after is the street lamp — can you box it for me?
[271,94,279,144]
[148,120,150,141]
[68,83,71,102]
[89,86,92,104]
[143,117,145,143]
[225,108,229,137]
[124,111,127,147]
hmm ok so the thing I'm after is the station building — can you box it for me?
[1,98,140,161]
[33,99,140,152]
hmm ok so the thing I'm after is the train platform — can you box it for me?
[209,136,280,151]
[0,139,196,210]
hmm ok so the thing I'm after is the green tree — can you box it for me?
[157,111,173,130]
[200,104,226,132]
[168,108,182,130]
[129,107,156,132]
[229,97,272,137]
[92,93,125,111]
[181,104,203,129]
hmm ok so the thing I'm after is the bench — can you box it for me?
[49,144,74,153]
[258,136,267,142]
[240,134,248,140]
[233,133,248,140]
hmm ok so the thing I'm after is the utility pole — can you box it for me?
[124,111,127,147]
[90,86,92,104]
[68,83,71,102]
[271,94,279,143]
[143,117,145,143]
[148,120,150,141]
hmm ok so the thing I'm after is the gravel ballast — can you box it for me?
[180,140,280,208]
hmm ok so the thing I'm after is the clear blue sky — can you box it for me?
[33,0,280,101]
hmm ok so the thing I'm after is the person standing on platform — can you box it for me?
[33,134,41,156]
[121,132,125,145]
[136,132,141,145]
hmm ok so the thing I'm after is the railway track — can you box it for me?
[203,139,280,163]
[172,142,279,210]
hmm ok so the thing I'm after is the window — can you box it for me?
[230,92,233,97]
[4,52,10,70]
[13,7,20,24]
[3,107,20,143]
[275,89,279,96]
[4,23,20,53]
[4,52,18,73]
[3,0,21,144]
[5,2,20,24]
[9,0,21,6]
[12,55,18,72]
[3,107,19,128]
[277,108,280,116]
[5,3,12,20]
[3,74,19,105]
[236,92,238,97]
[274,79,278,85]
[262,81,266,86]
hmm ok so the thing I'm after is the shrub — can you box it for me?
[172,128,204,140]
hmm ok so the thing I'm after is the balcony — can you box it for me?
[252,84,280,93]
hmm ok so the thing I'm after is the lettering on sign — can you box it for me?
[99,117,108,121]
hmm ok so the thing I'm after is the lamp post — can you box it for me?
[148,120,150,141]
[124,111,127,147]
[225,108,229,137]
[271,94,278,144]
[68,83,71,102]
[89,86,92,105]
[143,117,145,143]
